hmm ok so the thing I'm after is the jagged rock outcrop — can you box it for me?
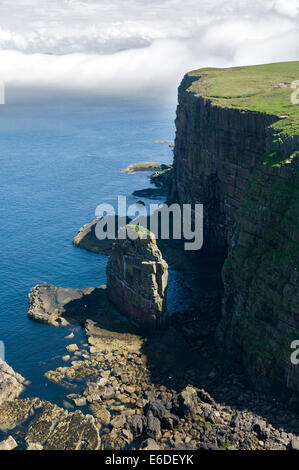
[0,359,25,405]
[171,63,299,406]
[132,166,173,199]
[106,225,168,328]
[72,217,113,255]
[150,165,173,192]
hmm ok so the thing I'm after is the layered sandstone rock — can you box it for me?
[106,225,168,328]
[171,66,299,406]
[170,74,279,249]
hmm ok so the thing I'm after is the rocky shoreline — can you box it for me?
[1,315,299,450]
[1,143,298,450]
[1,203,299,449]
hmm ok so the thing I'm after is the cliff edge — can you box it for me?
[171,62,299,408]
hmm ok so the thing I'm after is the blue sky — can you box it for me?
[0,0,298,101]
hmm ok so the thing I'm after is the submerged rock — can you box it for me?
[0,359,25,405]
[106,225,168,328]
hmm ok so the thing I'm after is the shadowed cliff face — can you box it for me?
[171,70,299,409]
[171,74,279,250]
[106,226,168,328]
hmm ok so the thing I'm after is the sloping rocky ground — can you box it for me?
[1,328,299,450]
[1,284,299,450]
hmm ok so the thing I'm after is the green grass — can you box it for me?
[262,150,298,167]
[187,61,299,136]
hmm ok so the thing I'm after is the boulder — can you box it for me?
[66,344,79,353]
[110,415,126,429]
[197,388,216,405]
[106,225,168,328]
[146,415,162,440]
[121,162,167,174]
[127,415,147,437]
[145,401,179,430]
[67,394,87,407]
[291,437,299,451]
[172,386,200,419]
[140,438,160,450]
[0,436,18,450]
[90,404,111,425]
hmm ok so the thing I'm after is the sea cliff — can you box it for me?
[170,62,299,407]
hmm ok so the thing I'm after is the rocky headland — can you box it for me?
[170,62,299,409]
[1,62,298,451]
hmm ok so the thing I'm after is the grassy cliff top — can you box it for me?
[187,61,299,136]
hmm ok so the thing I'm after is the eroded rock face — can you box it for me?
[171,71,299,404]
[106,225,168,328]
[0,359,25,405]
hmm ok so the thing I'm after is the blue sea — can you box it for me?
[0,99,180,405]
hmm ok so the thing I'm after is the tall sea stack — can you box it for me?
[106,225,168,328]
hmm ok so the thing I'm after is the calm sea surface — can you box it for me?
[0,100,182,405]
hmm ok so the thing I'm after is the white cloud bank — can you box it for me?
[0,0,298,101]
